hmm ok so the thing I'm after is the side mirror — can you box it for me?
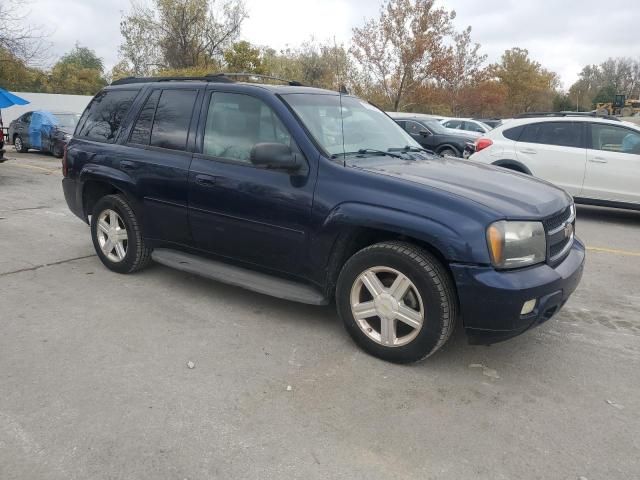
[419,129,431,137]
[250,143,300,171]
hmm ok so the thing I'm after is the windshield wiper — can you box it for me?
[332,148,403,159]
[389,145,436,155]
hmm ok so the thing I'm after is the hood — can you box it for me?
[353,156,571,218]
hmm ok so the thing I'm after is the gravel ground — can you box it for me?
[1,151,639,480]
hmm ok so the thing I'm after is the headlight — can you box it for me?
[486,221,546,269]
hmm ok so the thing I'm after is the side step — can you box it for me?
[151,249,329,306]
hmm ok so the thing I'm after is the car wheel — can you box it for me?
[14,135,27,153]
[52,143,63,158]
[90,194,152,274]
[439,147,459,158]
[336,241,457,363]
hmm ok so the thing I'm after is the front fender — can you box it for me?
[321,201,489,264]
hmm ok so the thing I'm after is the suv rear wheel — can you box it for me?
[90,194,152,274]
[336,241,457,363]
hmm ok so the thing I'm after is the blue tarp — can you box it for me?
[0,88,29,108]
[29,111,58,149]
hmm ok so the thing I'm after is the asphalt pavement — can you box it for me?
[1,152,639,480]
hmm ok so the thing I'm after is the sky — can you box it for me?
[23,0,640,90]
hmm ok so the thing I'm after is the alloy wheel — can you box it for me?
[96,209,129,263]
[350,266,424,347]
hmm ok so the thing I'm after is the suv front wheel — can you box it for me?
[336,241,457,363]
[91,194,152,274]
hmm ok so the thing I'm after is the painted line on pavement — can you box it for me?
[587,246,640,257]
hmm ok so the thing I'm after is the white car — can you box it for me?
[470,115,640,208]
[441,118,492,137]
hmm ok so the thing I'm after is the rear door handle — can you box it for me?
[195,174,217,187]
[519,149,537,154]
[120,160,138,170]
[589,157,608,164]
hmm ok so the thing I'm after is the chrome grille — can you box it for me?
[545,204,575,265]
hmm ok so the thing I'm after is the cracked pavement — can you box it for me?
[0,152,639,479]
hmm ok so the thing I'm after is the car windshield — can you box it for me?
[422,119,448,135]
[55,113,81,129]
[282,93,421,157]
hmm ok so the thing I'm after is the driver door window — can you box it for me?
[203,92,291,163]
[404,121,426,135]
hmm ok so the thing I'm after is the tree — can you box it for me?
[47,46,107,95]
[223,41,265,74]
[0,47,47,92]
[119,0,247,75]
[58,43,104,72]
[491,48,559,114]
[350,0,455,111]
[0,0,49,64]
[437,26,488,115]
[552,93,574,112]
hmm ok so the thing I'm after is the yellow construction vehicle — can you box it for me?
[596,94,640,116]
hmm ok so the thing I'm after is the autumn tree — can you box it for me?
[350,0,455,111]
[119,0,247,76]
[491,48,559,114]
[437,26,488,115]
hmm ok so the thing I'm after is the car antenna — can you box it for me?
[339,86,346,167]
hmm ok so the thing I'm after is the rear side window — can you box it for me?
[129,90,161,145]
[150,89,198,151]
[77,89,138,143]
[503,125,524,140]
[520,122,583,148]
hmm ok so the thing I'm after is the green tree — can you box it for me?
[350,0,455,111]
[223,41,265,74]
[119,0,247,75]
[58,43,104,71]
[491,48,559,114]
[47,46,107,95]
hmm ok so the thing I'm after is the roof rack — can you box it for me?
[111,72,304,87]
[514,111,621,122]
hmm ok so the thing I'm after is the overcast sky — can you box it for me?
[25,0,640,89]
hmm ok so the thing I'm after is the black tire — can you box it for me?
[438,147,459,158]
[336,241,457,364]
[14,135,27,153]
[52,143,64,158]
[90,194,152,274]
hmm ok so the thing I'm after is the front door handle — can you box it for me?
[589,157,608,164]
[195,174,217,187]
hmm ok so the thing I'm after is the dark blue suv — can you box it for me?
[62,74,585,363]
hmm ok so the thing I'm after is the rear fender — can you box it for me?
[79,164,140,217]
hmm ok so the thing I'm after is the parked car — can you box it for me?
[441,118,493,136]
[9,111,80,157]
[473,118,503,128]
[390,114,476,157]
[470,114,640,209]
[62,75,584,363]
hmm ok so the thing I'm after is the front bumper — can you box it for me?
[450,238,585,344]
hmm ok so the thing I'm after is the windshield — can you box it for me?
[54,113,81,129]
[423,119,448,135]
[282,94,421,156]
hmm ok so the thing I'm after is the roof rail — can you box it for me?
[214,73,304,86]
[514,111,621,122]
[110,72,304,87]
